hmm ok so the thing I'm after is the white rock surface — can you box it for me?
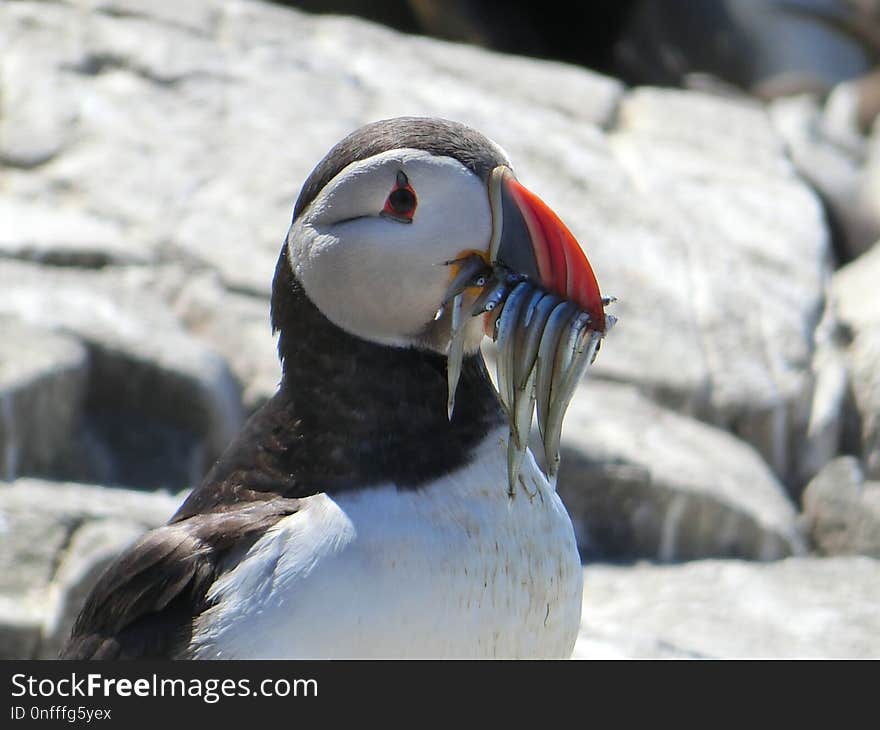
[0,198,151,267]
[866,116,880,244]
[0,0,837,487]
[770,91,880,261]
[833,243,880,479]
[798,303,849,486]
[0,479,183,659]
[0,0,872,659]
[574,557,880,658]
[601,89,831,484]
[802,456,880,557]
[0,260,244,487]
[172,271,280,412]
[558,381,806,561]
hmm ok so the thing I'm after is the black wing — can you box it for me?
[61,384,318,660]
[60,498,299,659]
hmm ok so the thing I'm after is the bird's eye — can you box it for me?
[382,171,417,223]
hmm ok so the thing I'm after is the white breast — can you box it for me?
[189,427,583,659]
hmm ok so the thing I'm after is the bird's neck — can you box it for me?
[269,247,505,492]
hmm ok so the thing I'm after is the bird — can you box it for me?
[61,117,613,659]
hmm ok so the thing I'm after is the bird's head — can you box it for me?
[275,117,615,481]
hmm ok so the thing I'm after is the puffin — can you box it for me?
[61,117,614,659]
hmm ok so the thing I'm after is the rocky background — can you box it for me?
[1,0,879,658]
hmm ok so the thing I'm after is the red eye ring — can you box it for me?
[382,170,417,223]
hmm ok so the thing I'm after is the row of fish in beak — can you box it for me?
[442,254,615,497]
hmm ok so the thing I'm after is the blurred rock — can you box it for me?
[0,1,836,491]
[854,69,880,135]
[615,0,875,95]
[802,456,880,556]
[0,479,182,659]
[0,15,78,169]
[172,272,280,413]
[0,198,152,268]
[574,556,880,658]
[833,242,880,478]
[0,319,88,481]
[0,596,44,662]
[770,90,880,261]
[600,88,832,488]
[866,111,880,242]
[0,261,243,489]
[799,303,850,485]
[558,381,806,561]
[0,0,622,296]
[0,0,871,659]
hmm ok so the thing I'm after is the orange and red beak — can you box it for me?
[487,166,606,332]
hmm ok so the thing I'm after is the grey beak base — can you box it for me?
[488,166,541,284]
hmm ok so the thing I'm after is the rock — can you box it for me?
[798,304,849,486]
[574,556,880,658]
[0,596,44,663]
[0,479,181,592]
[0,318,88,481]
[0,0,869,656]
[615,0,874,97]
[601,88,831,487]
[802,456,880,557]
[172,272,280,413]
[0,478,183,659]
[557,381,806,562]
[0,197,151,267]
[866,115,880,236]
[833,243,880,479]
[0,5,78,169]
[0,0,836,491]
[0,260,243,489]
[0,0,622,297]
[770,91,880,261]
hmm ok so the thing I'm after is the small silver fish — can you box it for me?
[442,263,615,495]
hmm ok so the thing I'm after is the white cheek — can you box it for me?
[292,222,451,346]
[289,154,494,347]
